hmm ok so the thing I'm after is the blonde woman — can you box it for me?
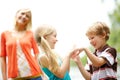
[34,24,79,80]
[0,8,43,80]
[73,21,117,80]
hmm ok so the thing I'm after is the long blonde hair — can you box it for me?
[14,8,32,30]
[35,24,59,73]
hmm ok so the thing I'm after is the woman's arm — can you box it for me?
[1,57,7,80]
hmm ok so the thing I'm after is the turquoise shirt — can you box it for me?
[42,67,71,80]
[38,49,71,80]
[42,56,71,80]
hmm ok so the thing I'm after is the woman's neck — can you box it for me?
[15,26,26,32]
[15,23,27,31]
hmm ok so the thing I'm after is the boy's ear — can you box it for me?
[102,32,106,38]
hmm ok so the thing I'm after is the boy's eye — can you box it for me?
[91,37,94,39]
[21,12,25,15]
[89,36,94,40]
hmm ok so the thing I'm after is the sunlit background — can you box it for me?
[0,0,115,56]
[0,0,115,80]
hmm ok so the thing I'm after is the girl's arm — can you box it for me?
[55,48,80,78]
[39,49,80,78]
[39,53,70,78]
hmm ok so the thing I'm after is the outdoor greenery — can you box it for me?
[107,0,120,64]
[108,0,120,53]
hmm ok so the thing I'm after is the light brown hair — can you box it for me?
[86,21,110,41]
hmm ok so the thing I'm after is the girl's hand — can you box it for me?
[69,48,80,58]
[70,48,84,58]
[72,55,81,63]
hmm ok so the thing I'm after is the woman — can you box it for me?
[34,24,79,80]
[0,8,43,80]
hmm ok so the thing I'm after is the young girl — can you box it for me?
[0,8,43,80]
[34,24,79,80]
[73,21,117,80]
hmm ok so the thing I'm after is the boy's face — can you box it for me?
[88,34,106,50]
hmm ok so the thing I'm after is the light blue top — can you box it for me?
[42,67,71,80]
[42,56,71,80]
[38,49,71,80]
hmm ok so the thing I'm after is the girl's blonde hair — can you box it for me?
[35,24,59,73]
[14,8,32,30]
[86,21,110,41]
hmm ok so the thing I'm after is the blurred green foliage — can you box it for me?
[108,0,120,53]
[107,0,120,65]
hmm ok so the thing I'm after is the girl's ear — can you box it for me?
[44,35,47,39]
[43,36,46,39]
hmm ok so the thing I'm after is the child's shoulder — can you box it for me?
[106,46,117,57]
[106,45,116,52]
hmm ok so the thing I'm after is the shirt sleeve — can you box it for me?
[99,48,117,66]
[0,32,6,57]
[30,31,39,54]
